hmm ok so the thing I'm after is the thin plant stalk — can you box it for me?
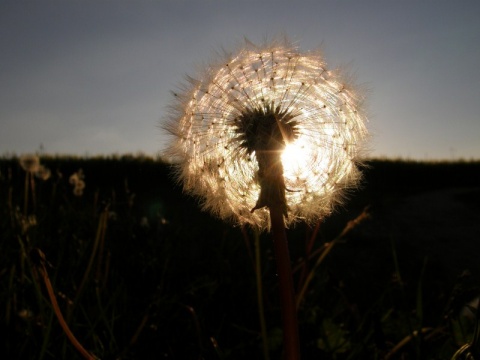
[32,249,96,360]
[471,297,480,355]
[451,297,480,359]
[254,228,270,360]
[296,236,339,310]
[384,328,433,360]
[73,206,108,309]
[30,171,36,213]
[23,171,29,216]
[269,206,300,360]
[22,171,37,216]
[295,209,369,309]
[39,310,54,360]
[297,220,321,294]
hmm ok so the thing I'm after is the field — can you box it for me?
[1,156,480,359]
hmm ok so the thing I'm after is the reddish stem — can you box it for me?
[270,206,300,360]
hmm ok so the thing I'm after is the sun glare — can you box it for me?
[282,140,311,179]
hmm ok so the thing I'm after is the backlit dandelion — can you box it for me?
[163,38,369,359]
[164,38,368,231]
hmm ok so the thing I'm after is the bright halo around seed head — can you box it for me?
[163,38,368,231]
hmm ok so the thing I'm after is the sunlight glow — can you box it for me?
[282,140,312,180]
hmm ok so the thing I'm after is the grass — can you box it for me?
[1,155,480,359]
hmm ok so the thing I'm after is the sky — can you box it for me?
[1,0,479,160]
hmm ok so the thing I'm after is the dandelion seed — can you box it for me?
[164,38,368,230]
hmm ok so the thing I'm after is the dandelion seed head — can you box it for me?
[19,154,40,173]
[69,169,86,196]
[164,38,368,230]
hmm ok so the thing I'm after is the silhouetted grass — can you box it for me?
[1,155,479,359]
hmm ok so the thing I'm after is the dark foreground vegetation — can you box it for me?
[1,156,480,359]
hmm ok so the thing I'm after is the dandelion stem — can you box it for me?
[23,172,29,216]
[269,206,300,360]
[30,170,36,213]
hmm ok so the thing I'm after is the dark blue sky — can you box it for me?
[1,0,479,159]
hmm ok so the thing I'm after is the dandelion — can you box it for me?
[69,169,85,197]
[163,38,368,359]
[68,170,83,186]
[19,154,40,173]
[164,38,367,231]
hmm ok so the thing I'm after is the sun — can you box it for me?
[282,140,308,178]
[281,136,329,184]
